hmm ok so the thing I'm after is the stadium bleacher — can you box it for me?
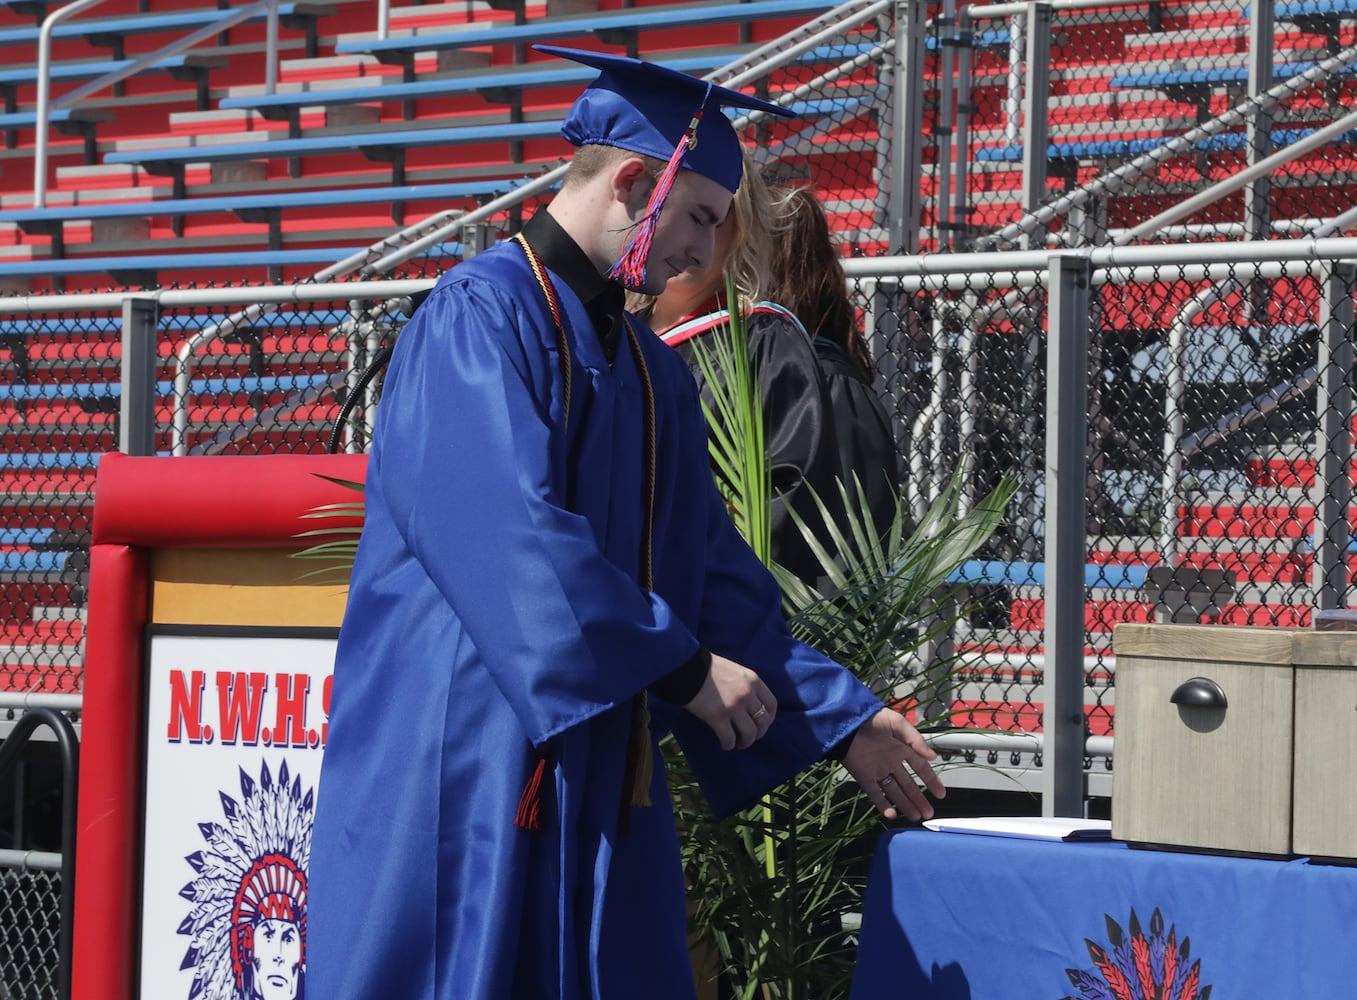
[0,0,1354,785]
[332,0,838,70]
[217,52,727,134]
[0,176,531,253]
[0,2,333,58]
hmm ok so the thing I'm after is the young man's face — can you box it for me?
[627,168,734,296]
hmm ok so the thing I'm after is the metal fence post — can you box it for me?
[888,0,926,254]
[1313,261,1357,610]
[1042,253,1090,816]
[1245,0,1275,243]
[1020,2,1051,249]
[120,295,159,457]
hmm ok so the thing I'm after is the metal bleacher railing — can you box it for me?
[0,702,77,1000]
[29,0,323,207]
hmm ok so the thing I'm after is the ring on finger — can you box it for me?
[752,704,767,720]
[877,774,896,789]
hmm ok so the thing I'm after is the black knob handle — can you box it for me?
[1170,676,1228,709]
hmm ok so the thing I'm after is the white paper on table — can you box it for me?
[922,815,1113,841]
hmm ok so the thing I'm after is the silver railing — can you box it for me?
[33,0,284,207]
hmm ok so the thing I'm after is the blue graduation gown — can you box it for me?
[306,239,884,1000]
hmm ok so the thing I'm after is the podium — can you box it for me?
[72,452,365,1000]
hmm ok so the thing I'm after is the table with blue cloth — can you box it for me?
[850,827,1357,999]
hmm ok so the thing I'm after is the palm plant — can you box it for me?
[290,474,366,583]
[673,275,1016,1000]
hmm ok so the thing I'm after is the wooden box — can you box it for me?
[1111,623,1301,856]
[1290,631,1357,860]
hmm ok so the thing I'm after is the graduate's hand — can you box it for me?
[683,654,777,750]
[841,708,945,822]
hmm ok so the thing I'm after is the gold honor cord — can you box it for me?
[621,312,658,813]
[510,236,658,828]
[513,232,572,427]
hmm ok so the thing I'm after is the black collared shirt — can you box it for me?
[521,208,625,364]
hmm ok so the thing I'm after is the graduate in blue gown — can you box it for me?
[306,45,946,1000]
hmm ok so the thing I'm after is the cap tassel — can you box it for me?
[608,109,704,288]
[514,746,549,832]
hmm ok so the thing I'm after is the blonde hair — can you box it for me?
[723,148,773,308]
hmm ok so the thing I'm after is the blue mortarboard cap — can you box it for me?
[536,44,795,193]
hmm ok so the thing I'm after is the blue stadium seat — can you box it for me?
[0,373,335,404]
[103,119,565,196]
[220,53,722,134]
[1276,0,1357,19]
[0,53,227,111]
[334,0,837,75]
[0,247,458,284]
[946,560,1149,590]
[0,3,333,58]
[0,50,227,88]
[0,177,533,254]
[0,108,114,163]
[0,452,102,470]
[0,311,347,338]
[0,551,71,575]
[1109,59,1357,92]
[924,28,1011,52]
[0,528,55,547]
[975,126,1357,163]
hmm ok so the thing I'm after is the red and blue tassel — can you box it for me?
[608,105,706,288]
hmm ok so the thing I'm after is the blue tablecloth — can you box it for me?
[851,828,1357,998]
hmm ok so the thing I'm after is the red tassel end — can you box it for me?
[608,108,704,288]
[514,748,549,832]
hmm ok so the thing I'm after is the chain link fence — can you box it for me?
[850,244,1356,795]
[0,865,61,1000]
[5,0,1357,983]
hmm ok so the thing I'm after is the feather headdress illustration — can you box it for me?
[176,758,314,1000]
[1063,908,1212,1000]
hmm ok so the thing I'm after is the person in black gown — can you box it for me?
[764,184,903,543]
[632,158,843,586]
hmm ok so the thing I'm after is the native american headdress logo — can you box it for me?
[1062,908,1213,1000]
[176,758,314,1000]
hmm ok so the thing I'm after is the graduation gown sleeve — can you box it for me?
[646,364,884,818]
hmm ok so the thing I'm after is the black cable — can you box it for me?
[326,287,433,454]
[327,345,394,455]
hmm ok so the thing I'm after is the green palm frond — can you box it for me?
[690,271,771,564]
[291,475,366,583]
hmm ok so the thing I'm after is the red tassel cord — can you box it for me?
[514,747,549,832]
[608,109,704,289]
